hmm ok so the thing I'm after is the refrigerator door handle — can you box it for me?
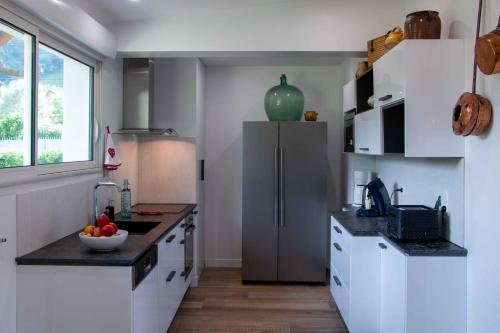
[279,147,285,228]
[274,147,279,227]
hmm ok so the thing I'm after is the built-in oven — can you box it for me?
[181,213,195,280]
[344,109,355,152]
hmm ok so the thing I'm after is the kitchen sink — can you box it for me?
[114,221,161,235]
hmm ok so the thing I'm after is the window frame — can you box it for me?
[0,6,103,186]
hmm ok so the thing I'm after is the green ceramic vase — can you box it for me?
[264,74,304,121]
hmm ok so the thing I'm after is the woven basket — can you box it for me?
[367,34,390,68]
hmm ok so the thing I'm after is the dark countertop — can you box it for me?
[331,209,388,236]
[16,203,197,266]
[332,206,467,257]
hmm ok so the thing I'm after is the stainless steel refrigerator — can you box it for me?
[242,121,327,282]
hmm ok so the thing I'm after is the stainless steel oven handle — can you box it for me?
[185,225,196,236]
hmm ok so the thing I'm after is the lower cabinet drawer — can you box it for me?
[158,267,181,333]
[331,219,351,288]
[331,218,347,246]
[330,266,350,327]
[331,240,350,288]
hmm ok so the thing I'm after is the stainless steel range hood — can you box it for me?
[116,58,178,136]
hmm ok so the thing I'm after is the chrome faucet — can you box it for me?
[94,181,122,223]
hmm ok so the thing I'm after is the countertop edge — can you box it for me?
[15,204,197,266]
[378,232,468,257]
[331,210,468,257]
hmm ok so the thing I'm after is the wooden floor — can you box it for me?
[169,268,347,333]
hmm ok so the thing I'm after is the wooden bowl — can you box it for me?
[304,111,318,122]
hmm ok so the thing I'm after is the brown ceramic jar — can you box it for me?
[404,11,441,39]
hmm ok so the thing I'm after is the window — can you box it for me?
[0,20,33,168]
[0,11,98,175]
[38,44,93,165]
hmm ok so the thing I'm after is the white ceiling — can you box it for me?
[71,0,297,27]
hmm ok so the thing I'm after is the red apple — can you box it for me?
[97,214,110,228]
[109,222,118,234]
[93,227,101,237]
[101,224,115,237]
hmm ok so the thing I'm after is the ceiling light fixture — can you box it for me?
[49,0,65,5]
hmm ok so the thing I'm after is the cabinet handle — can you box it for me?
[180,239,185,245]
[333,226,342,234]
[359,147,370,151]
[378,94,393,102]
[180,271,186,277]
[192,211,199,215]
[165,234,176,243]
[333,242,342,252]
[333,275,342,286]
[166,271,176,282]
[378,243,387,249]
[0,238,6,243]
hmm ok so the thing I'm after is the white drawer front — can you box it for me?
[158,229,178,268]
[331,218,349,247]
[331,217,351,287]
[158,267,181,333]
[330,266,350,327]
[331,238,350,288]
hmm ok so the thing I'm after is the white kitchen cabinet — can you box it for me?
[17,221,192,333]
[373,47,404,110]
[157,223,185,333]
[354,109,383,155]
[378,240,466,333]
[379,241,406,333]
[133,266,159,333]
[343,79,356,113]
[373,40,465,157]
[0,194,16,333]
[330,217,381,333]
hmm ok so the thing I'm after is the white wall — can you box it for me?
[114,0,403,54]
[204,65,342,266]
[375,156,465,245]
[7,0,116,58]
[464,0,500,332]
[194,59,206,281]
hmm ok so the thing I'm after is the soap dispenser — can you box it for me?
[121,179,132,219]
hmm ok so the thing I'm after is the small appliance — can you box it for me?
[356,178,391,217]
[387,205,440,240]
[344,110,355,152]
[353,170,374,206]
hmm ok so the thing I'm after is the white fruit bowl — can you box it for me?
[79,230,128,251]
